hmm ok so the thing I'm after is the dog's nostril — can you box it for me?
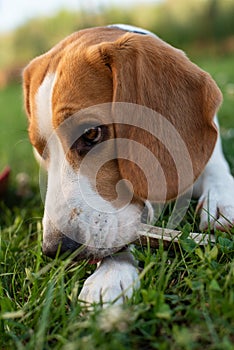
[61,236,81,252]
[42,244,58,259]
[42,236,81,259]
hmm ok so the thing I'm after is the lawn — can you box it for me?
[0,55,234,350]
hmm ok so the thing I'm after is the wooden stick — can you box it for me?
[135,223,216,247]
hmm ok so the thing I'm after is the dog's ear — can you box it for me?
[23,50,60,120]
[23,54,53,156]
[94,33,222,201]
[22,42,65,156]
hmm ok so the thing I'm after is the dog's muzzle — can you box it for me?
[42,235,81,259]
[42,232,121,261]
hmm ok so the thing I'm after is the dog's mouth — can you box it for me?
[88,258,102,265]
[42,235,124,262]
[73,247,122,262]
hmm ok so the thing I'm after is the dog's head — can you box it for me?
[23,26,222,261]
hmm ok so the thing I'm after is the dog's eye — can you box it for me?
[71,124,108,156]
[71,125,108,156]
[83,126,102,144]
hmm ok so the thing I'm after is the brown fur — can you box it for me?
[23,26,222,203]
[97,33,222,200]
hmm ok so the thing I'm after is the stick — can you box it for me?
[135,223,216,247]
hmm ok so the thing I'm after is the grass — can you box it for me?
[0,82,38,180]
[0,54,234,349]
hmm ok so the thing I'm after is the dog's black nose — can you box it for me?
[42,235,81,259]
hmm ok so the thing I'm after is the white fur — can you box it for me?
[109,24,184,55]
[194,116,234,230]
[108,24,155,37]
[33,73,56,195]
[35,77,142,256]
[33,147,47,169]
[36,73,56,140]
[34,27,234,305]
[43,141,142,252]
[79,249,140,306]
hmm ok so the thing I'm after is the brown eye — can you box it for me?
[83,126,102,144]
[71,124,108,156]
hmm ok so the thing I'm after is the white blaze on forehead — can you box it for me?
[35,72,57,139]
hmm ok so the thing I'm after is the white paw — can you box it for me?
[198,177,234,231]
[78,253,140,306]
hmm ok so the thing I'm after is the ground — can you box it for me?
[0,55,234,349]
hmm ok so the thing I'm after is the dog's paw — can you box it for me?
[78,254,139,306]
[197,176,234,231]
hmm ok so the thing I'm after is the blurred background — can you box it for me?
[0,0,234,189]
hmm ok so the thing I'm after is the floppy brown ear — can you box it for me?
[22,38,67,155]
[98,33,222,202]
[22,29,95,150]
[22,54,53,155]
[23,50,60,120]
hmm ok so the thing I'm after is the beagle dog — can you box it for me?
[23,24,234,305]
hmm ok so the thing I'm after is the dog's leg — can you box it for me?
[193,116,234,230]
[78,248,140,306]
